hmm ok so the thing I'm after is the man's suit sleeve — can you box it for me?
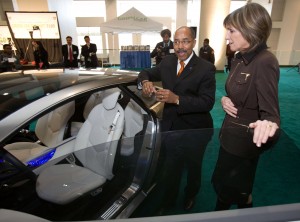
[199,48,202,57]
[62,45,66,59]
[169,41,174,49]
[210,48,215,64]
[150,43,161,58]
[138,66,162,85]
[81,45,90,57]
[92,44,97,53]
[177,62,216,113]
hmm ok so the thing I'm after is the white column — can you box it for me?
[16,0,48,11]
[275,0,300,65]
[251,0,273,14]
[176,0,188,29]
[47,0,77,45]
[105,0,119,65]
[199,0,230,71]
[11,0,18,11]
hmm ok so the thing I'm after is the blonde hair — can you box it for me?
[223,3,272,52]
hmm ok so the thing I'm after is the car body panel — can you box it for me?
[1,69,300,221]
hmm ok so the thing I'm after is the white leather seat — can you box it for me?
[82,91,104,119]
[70,91,104,136]
[36,89,124,205]
[5,101,75,162]
[121,100,145,156]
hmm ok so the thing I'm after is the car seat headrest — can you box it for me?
[103,89,121,110]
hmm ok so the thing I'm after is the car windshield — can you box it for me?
[0,68,135,121]
[0,128,299,221]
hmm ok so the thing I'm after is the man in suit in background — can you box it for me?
[151,29,174,66]
[0,44,20,72]
[199,38,215,64]
[81,36,98,68]
[138,26,216,213]
[62,36,79,68]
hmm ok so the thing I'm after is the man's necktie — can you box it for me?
[177,61,185,76]
[69,46,73,62]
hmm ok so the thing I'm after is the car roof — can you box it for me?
[0,68,138,121]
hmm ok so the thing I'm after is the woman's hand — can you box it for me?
[221,96,237,118]
[249,120,279,147]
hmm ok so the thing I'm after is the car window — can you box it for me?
[0,70,119,121]
[127,84,164,120]
[0,84,159,221]
[0,74,73,121]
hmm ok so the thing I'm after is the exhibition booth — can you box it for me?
[5,11,62,65]
[100,7,162,69]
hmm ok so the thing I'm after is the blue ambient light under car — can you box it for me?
[26,149,56,167]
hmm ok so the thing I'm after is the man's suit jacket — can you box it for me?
[81,43,98,68]
[138,53,216,132]
[150,41,174,65]
[199,45,215,64]
[62,44,79,67]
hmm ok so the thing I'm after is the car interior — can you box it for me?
[4,101,75,162]
[36,88,125,205]
[0,85,160,220]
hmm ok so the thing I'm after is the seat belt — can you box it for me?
[107,110,121,142]
[104,110,121,179]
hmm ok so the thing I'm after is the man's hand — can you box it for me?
[142,80,156,97]
[155,89,179,104]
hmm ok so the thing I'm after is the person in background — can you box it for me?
[151,29,174,66]
[212,3,280,211]
[0,44,20,72]
[199,38,215,64]
[139,26,215,213]
[32,41,49,69]
[62,36,79,68]
[225,43,236,72]
[81,36,98,68]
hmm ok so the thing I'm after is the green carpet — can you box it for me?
[130,67,300,217]
[277,68,300,146]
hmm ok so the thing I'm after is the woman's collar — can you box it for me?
[236,42,268,65]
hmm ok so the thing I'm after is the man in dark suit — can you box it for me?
[62,36,79,68]
[199,38,215,64]
[81,36,98,68]
[138,26,216,213]
[151,29,174,66]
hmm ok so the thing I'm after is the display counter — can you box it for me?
[120,51,151,69]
